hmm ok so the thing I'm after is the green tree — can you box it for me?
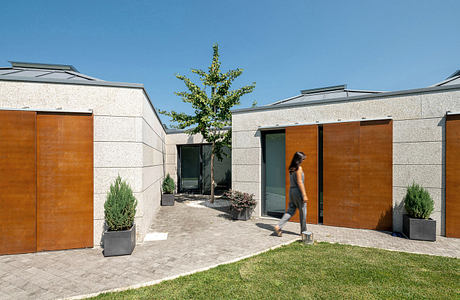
[160,44,255,203]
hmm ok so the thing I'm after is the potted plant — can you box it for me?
[225,190,256,220]
[161,174,175,206]
[103,175,137,257]
[402,183,436,241]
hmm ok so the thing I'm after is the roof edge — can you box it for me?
[165,126,231,135]
[0,75,143,88]
[232,83,460,114]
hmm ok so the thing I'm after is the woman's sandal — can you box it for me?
[274,226,282,237]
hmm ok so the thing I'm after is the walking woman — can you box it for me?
[274,151,308,236]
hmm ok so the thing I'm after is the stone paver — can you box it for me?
[0,194,458,300]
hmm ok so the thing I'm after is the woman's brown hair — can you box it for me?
[288,151,306,173]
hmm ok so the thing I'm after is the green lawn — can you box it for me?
[92,242,459,300]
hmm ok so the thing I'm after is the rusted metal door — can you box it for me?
[37,113,93,251]
[323,120,392,230]
[323,122,361,228]
[359,120,392,231]
[285,125,318,224]
[446,114,460,238]
[0,110,37,255]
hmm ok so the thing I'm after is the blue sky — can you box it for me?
[1,1,459,126]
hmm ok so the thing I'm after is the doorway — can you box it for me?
[262,131,286,218]
[177,144,231,194]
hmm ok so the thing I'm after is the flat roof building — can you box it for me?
[231,71,460,237]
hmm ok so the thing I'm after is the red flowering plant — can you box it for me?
[225,190,256,212]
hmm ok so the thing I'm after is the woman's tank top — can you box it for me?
[289,170,304,190]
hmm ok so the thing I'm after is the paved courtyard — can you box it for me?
[0,195,459,300]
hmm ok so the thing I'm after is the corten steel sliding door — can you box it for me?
[0,111,37,255]
[285,125,318,224]
[323,120,392,230]
[359,120,392,230]
[37,113,93,251]
[323,122,360,228]
[446,114,460,238]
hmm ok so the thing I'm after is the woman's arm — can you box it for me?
[295,167,308,203]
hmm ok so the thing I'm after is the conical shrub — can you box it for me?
[104,175,137,231]
[404,183,434,219]
[162,174,175,194]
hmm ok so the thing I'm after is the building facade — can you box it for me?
[232,76,460,237]
[0,62,165,254]
[1,61,458,256]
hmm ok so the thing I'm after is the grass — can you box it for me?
[91,242,459,299]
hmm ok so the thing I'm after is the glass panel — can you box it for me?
[318,126,324,223]
[202,145,231,194]
[264,132,285,218]
[180,146,201,192]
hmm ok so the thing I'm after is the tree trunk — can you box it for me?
[210,142,215,203]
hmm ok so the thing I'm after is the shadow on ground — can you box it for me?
[256,223,299,237]
[175,194,231,214]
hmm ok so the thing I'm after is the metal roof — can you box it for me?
[0,61,165,132]
[447,70,460,79]
[233,83,460,114]
[268,84,383,106]
[431,70,460,87]
[0,61,102,82]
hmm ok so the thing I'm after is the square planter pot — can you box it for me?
[161,193,175,206]
[103,224,136,257]
[231,208,253,220]
[402,214,436,241]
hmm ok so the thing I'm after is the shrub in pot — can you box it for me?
[402,183,436,241]
[161,174,175,206]
[225,190,256,220]
[103,175,137,256]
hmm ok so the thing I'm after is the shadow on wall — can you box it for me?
[216,169,232,190]
[98,222,107,248]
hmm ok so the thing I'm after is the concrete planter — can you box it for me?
[103,224,136,257]
[231,207,253,220]
[402,214,436,241]
[161,193,175,206]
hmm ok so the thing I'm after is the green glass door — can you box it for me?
[179,145,201,192]
[178,144,231,194]
[202,145,231,194]
[263,131,286,218]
